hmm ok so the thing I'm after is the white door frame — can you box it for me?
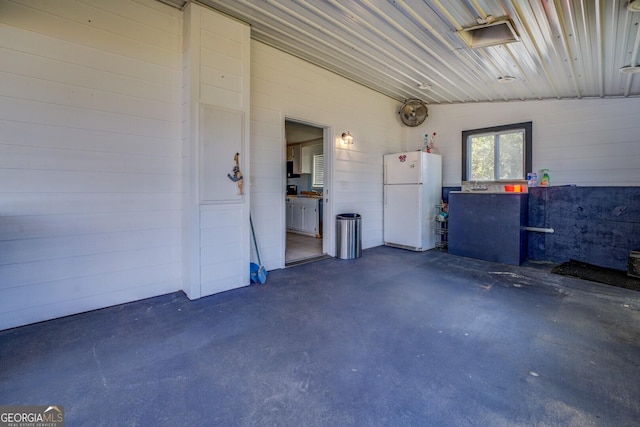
[282,117,334,266]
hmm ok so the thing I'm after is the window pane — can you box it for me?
[462,122,531,182]
[312,154,324,187]
[469,135,494,180]
[498,131,524,179]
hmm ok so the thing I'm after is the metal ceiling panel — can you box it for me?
[191,0,640,104]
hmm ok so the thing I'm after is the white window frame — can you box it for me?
[312,154,324,187]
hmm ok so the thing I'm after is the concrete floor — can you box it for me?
[1,246,639,426]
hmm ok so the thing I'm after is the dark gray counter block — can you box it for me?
[528,186,640,271]
[449,192,528,266]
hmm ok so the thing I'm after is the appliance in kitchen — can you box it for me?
[286,161,300,178]
[384,151,442,251]
[287,184,297,195]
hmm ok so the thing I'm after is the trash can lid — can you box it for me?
[337,213,361,219]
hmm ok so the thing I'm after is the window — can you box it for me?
[462,122,532,181]
[312,154,324,187]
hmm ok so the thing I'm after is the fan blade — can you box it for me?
[399,100,427,126]
[401,105,415,115]
[413,105,427,116]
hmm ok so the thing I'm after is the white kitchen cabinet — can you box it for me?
[301,143,322,175]
[292,202,304,230]
[287,144,302,174]
[301,145,312,174]
[286,201,295,229]
[286,197,320,237]
[302,201,317,232]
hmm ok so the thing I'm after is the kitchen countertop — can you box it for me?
[460,180,528,193]
[449,191,528,195]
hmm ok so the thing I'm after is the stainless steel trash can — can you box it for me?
[336,213,362,259]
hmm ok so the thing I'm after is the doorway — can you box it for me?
[284,119,328,266]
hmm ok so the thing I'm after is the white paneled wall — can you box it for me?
[182,3,250,299]
[251,42,404,268]
[0,0,183,330]
[404,98,640,187]
[10,1,638,331]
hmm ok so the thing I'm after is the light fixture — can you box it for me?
[628,0,640,12]
[417,83,432,90]
[341,132,354,145]
[498,75,516,83]
[619,65,640,74]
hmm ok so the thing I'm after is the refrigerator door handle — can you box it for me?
[384,187,387,206]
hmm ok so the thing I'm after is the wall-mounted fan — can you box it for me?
[399,99,428,127]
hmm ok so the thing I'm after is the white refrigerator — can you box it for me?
[383,151,442,251]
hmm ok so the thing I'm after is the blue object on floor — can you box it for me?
[250,215,267,284]
[250,262,266,284]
